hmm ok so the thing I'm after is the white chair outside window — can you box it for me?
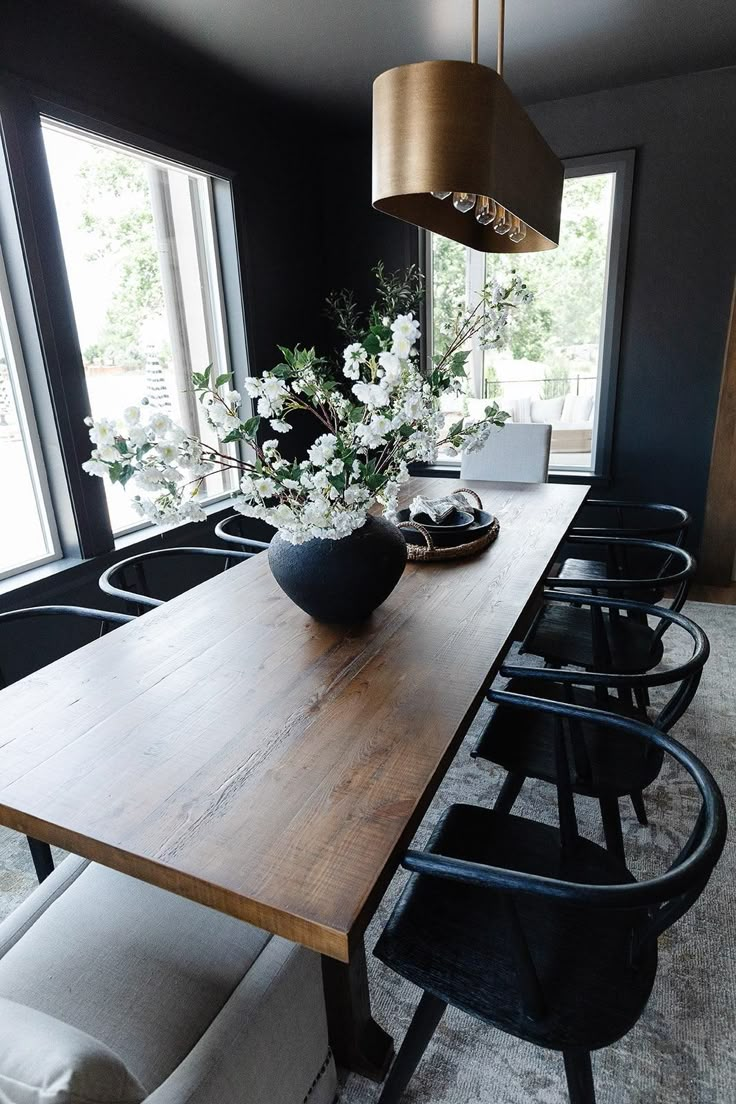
[460,422,552,483]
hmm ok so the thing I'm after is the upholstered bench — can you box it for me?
[0,854,337,1104]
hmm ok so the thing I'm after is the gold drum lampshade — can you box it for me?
[372,58,563,252]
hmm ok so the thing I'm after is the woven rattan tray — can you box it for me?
[400,488,500,562]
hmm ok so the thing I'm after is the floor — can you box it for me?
[0,600,734,1103]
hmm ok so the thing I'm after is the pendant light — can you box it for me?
[372,0,564,252]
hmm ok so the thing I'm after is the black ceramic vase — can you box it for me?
[268,514,408,623]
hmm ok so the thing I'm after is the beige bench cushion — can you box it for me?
[0,857,271,1091]
[0,996,145,1104]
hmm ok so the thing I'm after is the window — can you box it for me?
[0,248,60,579]
[41,120,238,534]
[428,152,633,475]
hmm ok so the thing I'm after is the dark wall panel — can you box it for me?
[528,68,736,546]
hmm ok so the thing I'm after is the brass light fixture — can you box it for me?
[372,0,564,252]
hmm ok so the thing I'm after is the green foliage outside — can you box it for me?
[78,151,165,368]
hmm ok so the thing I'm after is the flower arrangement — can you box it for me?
[83,266,532,544]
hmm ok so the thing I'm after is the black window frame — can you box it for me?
[0,76,252,586]
[420,149,635,485]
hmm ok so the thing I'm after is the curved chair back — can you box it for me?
[460,423,552,483]
[99,546,255,614]
[0,605,133,690]
[571,499,691,545]
[405,695,726,961]
[547,536,696,614]
[503,593,709,731]
[214,514,271,551]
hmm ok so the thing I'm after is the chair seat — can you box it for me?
[473,678,663,797]
[374,805,657,1053]
[556,558,665,603]
[523,603,664,672]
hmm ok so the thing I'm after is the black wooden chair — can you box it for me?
[560,499,691,593]
[375,694,726,1104]
[98,545,260,614]
[473,594,710,859]
[523,538,696,677]
[0,605,133,883]
[214,514,271,551]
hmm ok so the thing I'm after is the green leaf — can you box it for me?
[446,419,465,438]
[349,404,364,423]
[362,333,381,356]
[242,415,261,437]
[215,372,231,387]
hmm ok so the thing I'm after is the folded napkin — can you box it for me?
[409,491,475,522]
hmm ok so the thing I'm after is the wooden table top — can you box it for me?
[0,478,587,961]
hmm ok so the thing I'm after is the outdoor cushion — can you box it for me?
[530,396,564,423]
[0,857,272,1090]
[0,996,145,1104]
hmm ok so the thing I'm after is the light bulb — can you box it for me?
[431,190,452,200]
[509,218,528,243]
[492,204,512,235]
[475,196,496,225]
[452,191,476,213]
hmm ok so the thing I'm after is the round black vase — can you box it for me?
[268,514,408,623]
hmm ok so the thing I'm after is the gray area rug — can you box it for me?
[0,601,734,1103]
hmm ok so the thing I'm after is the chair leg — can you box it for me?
[563,1048,596,1104]
[633,686,650,711]
[494,771,526,815]
[26,836,54,883]
[598,797,625,862]
[378,991,447,1104]
[630,789,649,826]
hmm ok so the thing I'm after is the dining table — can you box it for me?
[0,476,588,1080]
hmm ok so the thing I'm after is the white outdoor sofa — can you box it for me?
[0,854,337,1104]
[464,393,595,454]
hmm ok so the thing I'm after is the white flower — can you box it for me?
[123,405,141,425]
[96,444,119,463]
[270,418,291,433]
[391,313,421,345]
[253,477,277,498]
[282,478,301,490]
[89,418,117,446]
[243,378,261,397]
[377,352,402,386]
[157,442,179,464]
[343,362,361,381]
[352,381,389,409]
[328,458,345,475]
[223,388,241,406]
[262,439,279,456]
[308,433,337,467]
[402,392,425,421]
[82,457,108,476]
[240,475,255,496]
[343,342,367,367]
[149,412,172,436]
[391,335,413,360]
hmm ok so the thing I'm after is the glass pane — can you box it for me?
[431,172,616,472]
[41,121,236,533]
[0,255,56,576]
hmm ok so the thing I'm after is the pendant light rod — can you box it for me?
[497,0,505,76]
[471,0,479,63]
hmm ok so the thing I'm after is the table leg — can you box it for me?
[322,941,394,1082]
